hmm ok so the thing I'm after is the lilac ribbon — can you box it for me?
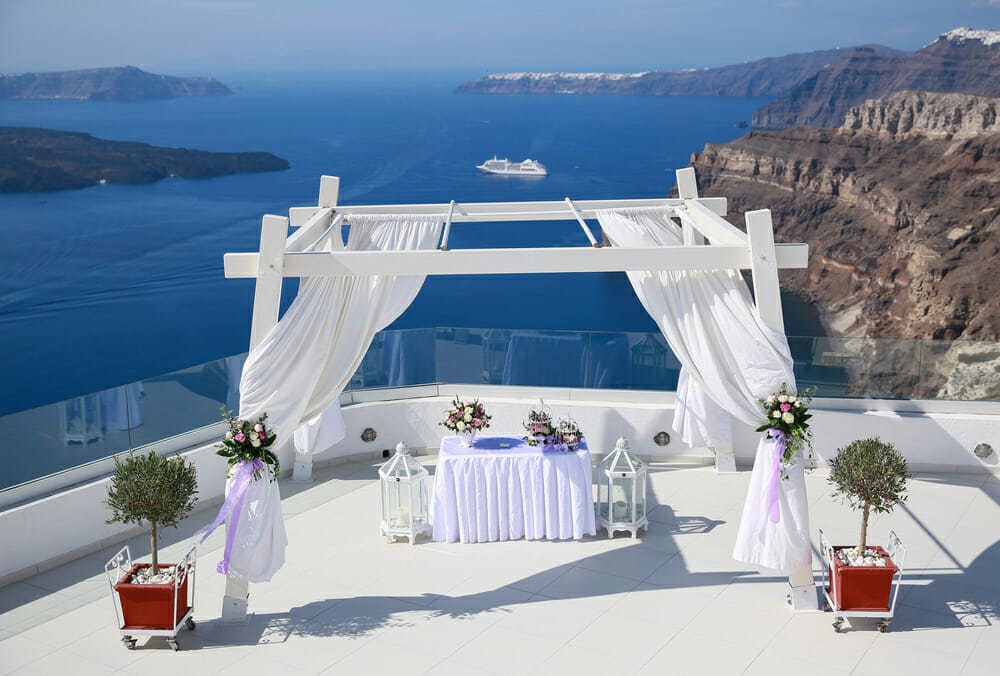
[199,459,264,575]
[766,429,786,524]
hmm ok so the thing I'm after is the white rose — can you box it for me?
[766,395,776,404]
[788,396,797,403]
[795,401,802,408]
[251,438,261,447]
[456,421,466,431]
[778,395,788,403]
[464,413,472,422]
[464,407,473,415]
[250,431,259,441]
[782,412,795,424]
[772,410,781,418]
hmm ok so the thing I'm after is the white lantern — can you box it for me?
[379,441,431,544]
[596,437,648,538]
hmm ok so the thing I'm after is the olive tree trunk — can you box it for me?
[859,502,870,554]
[150,520,159,575]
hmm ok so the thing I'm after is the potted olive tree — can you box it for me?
[827,437,908,612]
[105,450,198,630]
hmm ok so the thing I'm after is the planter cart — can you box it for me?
[819,529,905,633]
[105,544,197,650]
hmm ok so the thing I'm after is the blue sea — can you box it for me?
[0,71,810,415]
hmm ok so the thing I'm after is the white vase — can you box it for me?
[458,429,477,447]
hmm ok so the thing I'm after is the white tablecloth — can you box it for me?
[432,435,596,543]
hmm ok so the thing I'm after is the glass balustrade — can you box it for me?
[2,331,999,493]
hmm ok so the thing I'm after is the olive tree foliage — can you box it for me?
[828,437,909,552]
[105,451,198,574]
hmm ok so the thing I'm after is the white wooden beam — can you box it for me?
[285,207,333,253]
[289,206,321,227]
[328,196,726,221]
[319,175,340,208]
[682,200,748,246]
[248,215,289,351]
[226,243,808,279]
[745,209,785,331]
[675,167,699,200]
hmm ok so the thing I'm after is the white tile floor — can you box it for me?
[2,457,998,675]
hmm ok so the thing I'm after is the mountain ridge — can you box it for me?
[0,66,232,101]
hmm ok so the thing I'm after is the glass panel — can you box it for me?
[598,476,610,521]
[612,477,634,522]
[635,473,647,520]
[413,478,429,526]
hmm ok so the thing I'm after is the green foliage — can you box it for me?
[105,450,199,529]
[216,406,279,480]
[828,437,909,515]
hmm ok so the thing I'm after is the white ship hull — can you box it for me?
[477,156,548,176]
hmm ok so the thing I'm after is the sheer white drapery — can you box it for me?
[597,207,809,572]
[239,215,443,447]
[596,207,794,441]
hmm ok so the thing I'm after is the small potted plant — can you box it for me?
[105,450,198,630]
[827,437,909,612]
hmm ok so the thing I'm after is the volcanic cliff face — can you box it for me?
[753,28,1000,129]
[693,90,1000,345]
[456,46,902,98]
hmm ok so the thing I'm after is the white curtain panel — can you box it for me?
[239,214,443,446]
[597,207,809,573]
[595,207,795,445]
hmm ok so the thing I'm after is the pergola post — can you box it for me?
[222,212,289,624]
[746,208,817,611]
[289,176,340,484]
[676,168,734,473]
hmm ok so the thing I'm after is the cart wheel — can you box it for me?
[878,621,890,633]
[833,619,845,633]
[168,638,180,651]
[185,617,196,631]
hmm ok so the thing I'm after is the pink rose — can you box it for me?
[234,433,246,443]
[780,403,791,412]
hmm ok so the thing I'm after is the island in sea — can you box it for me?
[0,65,232,101]
[0,127,289,193]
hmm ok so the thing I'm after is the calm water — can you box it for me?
[0,71,804,414]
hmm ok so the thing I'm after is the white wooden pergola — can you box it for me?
[221,167,815,620]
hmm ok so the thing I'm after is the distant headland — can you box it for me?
[0,127,289,193]
[0,66,232,101]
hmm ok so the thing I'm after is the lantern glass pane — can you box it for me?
[413,479,428,526]
[612,477,634,522]
[598,476,609,520]
[611,453,634,474]
[635,472,646,520]
[389,481,412,528]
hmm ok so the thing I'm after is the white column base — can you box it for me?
[786,563,819,612]
[221,577,250,624]
[291,452,314,482]
[711,445,737,474]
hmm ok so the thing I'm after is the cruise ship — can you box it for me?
[476,156,548,176]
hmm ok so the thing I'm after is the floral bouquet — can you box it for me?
[754,383,815,476]
[556,418,585,451]
[523,403,557,447]
[216,407,279,481]
[440,397,492,434]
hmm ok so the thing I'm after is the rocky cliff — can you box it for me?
[753,28,1000,129]
[692,91,1000,343]
[456,46,901,98]
[0,127,288,192]
[0,66,232,101]
[693,90,1000,399]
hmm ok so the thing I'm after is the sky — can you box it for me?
[1,0,998,75]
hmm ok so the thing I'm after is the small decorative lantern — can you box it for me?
[379,441,431,544]
[596,437,649,538]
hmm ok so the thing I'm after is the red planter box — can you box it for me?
[828,546,897,611]
[114,563,190,630]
